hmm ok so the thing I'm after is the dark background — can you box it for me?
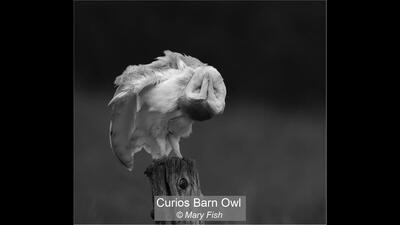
[74,1,326,224]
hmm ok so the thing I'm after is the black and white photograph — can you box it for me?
[74,1,326,224]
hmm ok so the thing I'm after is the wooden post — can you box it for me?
[144,157,203,224]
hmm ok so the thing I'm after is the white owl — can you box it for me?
[109,51,226,171]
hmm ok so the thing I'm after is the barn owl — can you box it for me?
[109,50,226,171]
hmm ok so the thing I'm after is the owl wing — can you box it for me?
[109,65,163,171]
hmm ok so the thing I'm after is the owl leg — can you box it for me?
[156,138,169,158]
[168,135,182,158]
[165,138,173,156]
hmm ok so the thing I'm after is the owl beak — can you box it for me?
[178,67,226,121]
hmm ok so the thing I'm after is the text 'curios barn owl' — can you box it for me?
[108,51,227,171]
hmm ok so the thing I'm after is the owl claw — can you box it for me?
[175,151,183,158]
[168,135,182,158]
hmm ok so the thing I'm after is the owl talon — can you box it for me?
[168,135,182,158]
[175,150,183,158]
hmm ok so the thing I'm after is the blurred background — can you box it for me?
[74,1,326,224]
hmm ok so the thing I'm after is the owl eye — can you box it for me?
[178,177,188,190]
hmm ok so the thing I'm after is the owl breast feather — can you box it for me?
[141,69,192,113]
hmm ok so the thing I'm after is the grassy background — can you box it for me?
[74,91,325,224]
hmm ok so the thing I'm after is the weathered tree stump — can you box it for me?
[144,157,203,224]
